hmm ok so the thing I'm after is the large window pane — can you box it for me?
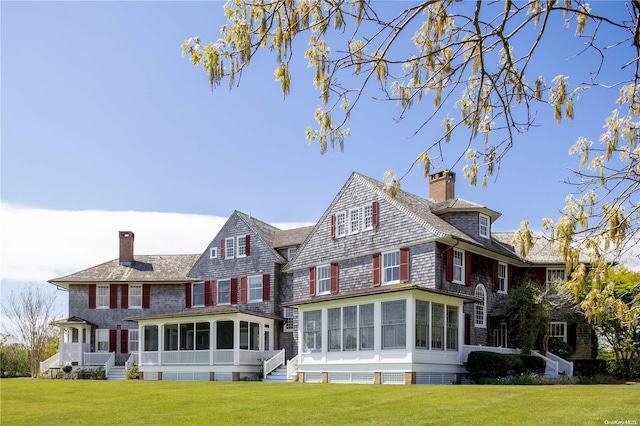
[164,324,178,351]
[240,321,249,350]
[216,321,234,349]
[195,322,210,350]
[432,304,444,350]
[382,300,406,349]
[415,300,429,349]
[303,310,322,352]
[359,304,374,350]
[218,280,231,305]
[382,251,400,284]
[250,322,260,350]
[180,323,194,350]
[328,308,341,352]
[446,305,459,351]
[343,306,357,351]
[143,325,158,351]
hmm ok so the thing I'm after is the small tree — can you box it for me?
[1,284,60,378]
[0,334,30,378]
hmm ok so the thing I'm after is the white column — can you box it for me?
[158,324,164,366]
[233,319,240,366]
[405,297,414,360]
[210,320,215,366]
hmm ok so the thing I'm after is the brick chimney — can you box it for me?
[119,231,135,266]
[429,170,456,202]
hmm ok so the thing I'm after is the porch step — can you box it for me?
[107,366,126,381]
[263,366,289,383]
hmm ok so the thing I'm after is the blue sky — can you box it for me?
[2,1,638,322]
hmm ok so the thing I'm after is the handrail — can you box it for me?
[263,349,285,379]
[39,353,60,376]
[532,350,559,377]
[125,354,136,369]
[105,352,115,377]
[545,351,574,376]
[286,354,299,381]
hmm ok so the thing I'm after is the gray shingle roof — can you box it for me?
[49,254,200,287]
[272,226,314,248]
[236,211,280,247]
[124,305,282,322]
[493,233,588,264]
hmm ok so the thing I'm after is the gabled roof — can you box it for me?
[49,254,200,288]
[236,211,281,247]
[493,233,590,265]
[431,198,501,222]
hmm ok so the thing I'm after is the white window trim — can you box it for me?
[452,249,465,285]
[498,262,508,294]
[129,329,139,353]
[474,284,487,329]
[363,203,374,230]
[96,329,109,352]
[128,284,142,309]
[283,307,295,332]
[96,284,109,309]
[335,211,347,238]
[217,279,231,305]
[479,213,490,239]
[316,265,331,295]
[224,237,235,259]
[209,247,218,259]
[550,321,568,342]
[546,268,566,292]
[248,275,263,303]
[287,247,297,261]
[348,207,360,235]
[382,250,400,285]
[237,235,247,258]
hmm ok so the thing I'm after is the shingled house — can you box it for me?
[44,170,589,382]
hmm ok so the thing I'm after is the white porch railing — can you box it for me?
[263,349,285,379]
[162,350,210,365]
[105,352,114,377]
[286,354,299,381]
[84,352,114,366]
[125,354,136,370]
[546,351,574,376]
[39,352,60,375]
[460,345,520,363]
[533,351,573,377]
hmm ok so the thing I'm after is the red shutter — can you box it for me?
[240,277,247,304]
[245,235,251,256]
[185,283,192,308]
[121,284,129,309]
[262,274,271,301]
[142,284,150,308]
[372,253,381,287]
[465,252,472,286]
[309,267,316,296]
[204,281,212,306]
[492,260,499,292]
[231,278,238,304]
[109,329,117,353]
[110,285,118,309]
[372,201,379,228]
[211,280,217,306]
[400,248,410,283]
[508,266,515,293]
[465,314,471,345]
[220,239,225,260]
[445,250,453,282]
[330,263,339,293]
[330,214,335,238]
[536,268,547,286]
[89,285,96,309]
[120,329,128,354]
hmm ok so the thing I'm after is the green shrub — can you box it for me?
[125,362,139,380]
[548,337,574,359]
[521,355,546,374]
[573,359,607,377]
[466,351,523,380]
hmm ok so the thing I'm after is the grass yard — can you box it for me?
[1,380,639,425]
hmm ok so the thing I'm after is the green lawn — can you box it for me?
[1,379,639,425]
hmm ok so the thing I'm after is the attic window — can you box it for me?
[479,214,490,239]
[210,247,218,259]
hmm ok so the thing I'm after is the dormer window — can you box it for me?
[479,214,490,239]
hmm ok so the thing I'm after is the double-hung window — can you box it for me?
[287,248,297,260]
[129,284,142,308]
[359,304,374,350]
[96,329,109,352]
[453,249,464,283]
[382,251,400,284]
[303,310,322,352]
[192,282,204,307]
[415,300,430,349]
[363,204,374,230]
[546,268,566,292]
[237,235,247,257]
[474,285,487,328]
[479,214,490,238]
[342,306,357,351]
[382,300,406,349]
[224,237,235,259]
[283,307,296,332]
[550,322,567,342]
[328,308,341,351]
[431,303,444,350]
[96,285,109,308]
[129,329,139,352]
[248,275,263,302]
[316,265,331,294]
[498,263,508,293]
[446,305,459,350]
[349,208,360,234]
[217,279,231,305]
[335,212,347,237]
